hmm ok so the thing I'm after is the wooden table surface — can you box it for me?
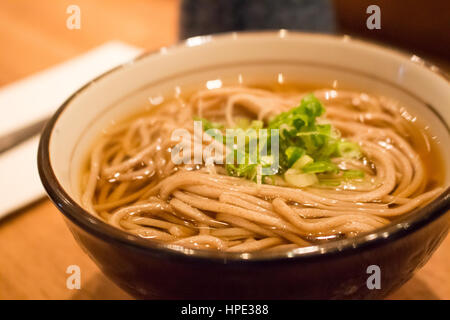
[0,0,448,300]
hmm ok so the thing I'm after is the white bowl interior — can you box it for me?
[47,32,450,205]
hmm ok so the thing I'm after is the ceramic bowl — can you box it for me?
[38,31,450,299]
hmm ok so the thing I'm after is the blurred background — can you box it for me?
[0,0,448,299]
[1,0,448,87]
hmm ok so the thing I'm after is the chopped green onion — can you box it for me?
[234,118,264,130]
[291,154,314,170]
[260,155,274,166]
[203,93,365,186]
[301,161,339,174]
[194,117,223,131]
[250,120,264,130]
[337,141,362,159]
[342,169,365,179]
[285,146,305,167]
[284,169,318,188]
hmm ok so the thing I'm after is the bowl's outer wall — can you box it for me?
[64,211,449,299]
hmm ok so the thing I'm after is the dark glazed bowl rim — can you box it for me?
[38,31,450,264]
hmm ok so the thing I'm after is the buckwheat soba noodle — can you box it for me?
[81,84,444,253]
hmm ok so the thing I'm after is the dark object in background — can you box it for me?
[334,0,450,60]
[179,0,336,39]
[180,0,449,62]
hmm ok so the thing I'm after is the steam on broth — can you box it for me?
[80,83,445,253]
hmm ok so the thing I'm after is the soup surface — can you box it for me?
[80,83,445,253]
